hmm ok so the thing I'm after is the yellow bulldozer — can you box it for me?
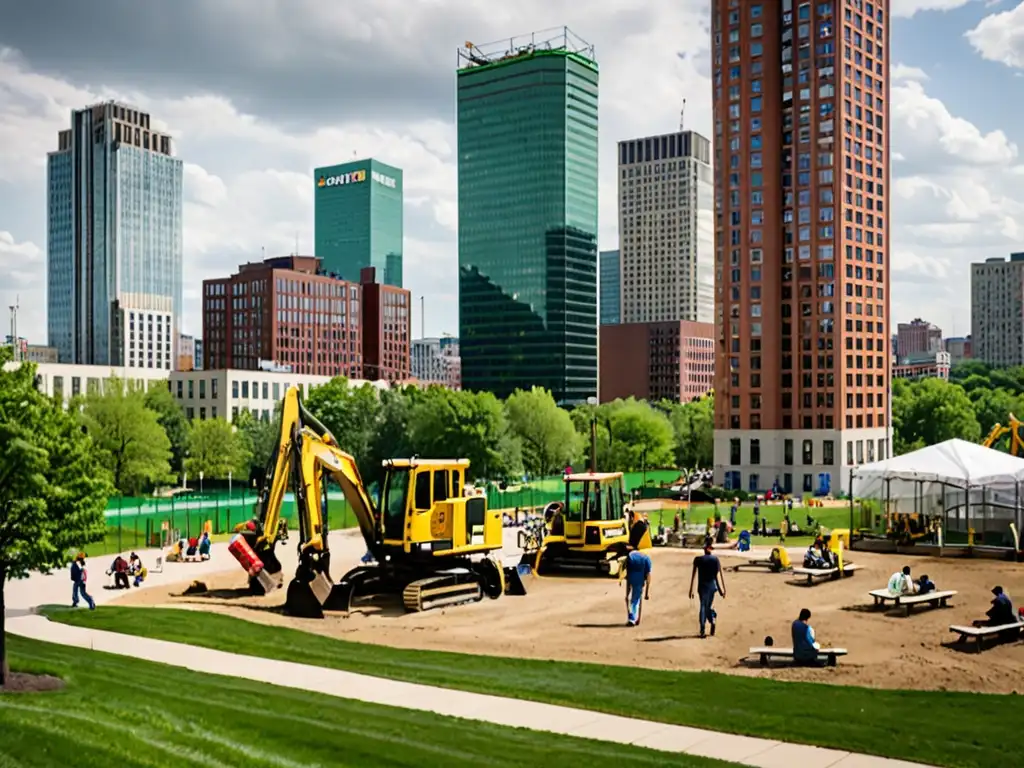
[231,385,524,618]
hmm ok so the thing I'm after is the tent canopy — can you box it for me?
[852,439,1024,494]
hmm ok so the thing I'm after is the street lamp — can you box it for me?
[586,396,599,473]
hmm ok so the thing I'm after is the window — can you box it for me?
[750,439,761,465]
[784,439,794,466]
[729,438,741,465]
[751,96,763,112]
[199,379,206,399]
[823,440,835,465]
[232,380,239,398]
[802,439,813,465]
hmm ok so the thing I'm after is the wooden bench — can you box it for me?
[869,589,957,615]
[730,558,789,573]
[749,646,848,667]
[791,564,861,584]
[949,622,1024,652]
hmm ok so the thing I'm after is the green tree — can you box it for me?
[408,387,522,480]
[970,387,1024,439]
[144,384,189,476]
[505,387,582,476]
[364,387,417,488]
[0,351,112,686]
[603,398,676,472]
[185,418,251,481]
[304,378,383,477]
[78,377,172,494]
[893,378,980,453]
[665,394,715,469]
[234,409,281,483]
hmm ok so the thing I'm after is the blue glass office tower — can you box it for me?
[457,29,599,405]
[47,102,183,368]
[599,250,620,325]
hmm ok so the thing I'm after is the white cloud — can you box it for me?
[892,0,980,17]
[0,231,46,345]
[966,2,1024,68]
[890,63,930,82]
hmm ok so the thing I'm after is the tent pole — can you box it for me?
[848,468,854,536]
[885,477,892,536]
[966,484,972,553]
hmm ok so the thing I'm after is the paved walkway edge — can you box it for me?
[8,614,929,768]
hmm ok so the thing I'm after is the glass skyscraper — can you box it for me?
[47,102,183,368]
[314,158,403,287]
[599,249,620,325]
[457,29,599,405]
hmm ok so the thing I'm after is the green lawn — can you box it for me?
[0,635,731,768]
[649,502,853,546]
[45,606,1007,768]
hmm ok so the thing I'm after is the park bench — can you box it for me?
[748,646,848,667]
[949,622,1024,652]
[791,563,861,584]
[869,589,957,616]
[729,555,790,573]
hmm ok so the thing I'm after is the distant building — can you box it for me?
[202,255,363,378]
[599,321,714,403]
[178,334,196,371]
[893,351,951,382]
[599,250,621,325]
[944,336,972,365]
[314,158,403,287]
[411,336,461,389]
[4,337,58,364]
[359,266,411,383]
[896,318,942,358]
[971,254,1024,367]
[47,101,183,368]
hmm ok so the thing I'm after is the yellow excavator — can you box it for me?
[982,414,1024,454]
[232,386,521,618]
[520,471,652,577]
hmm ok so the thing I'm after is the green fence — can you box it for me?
[482,469,683,512]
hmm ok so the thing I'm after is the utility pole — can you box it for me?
[8,297,18,362]
[420,296,425,340]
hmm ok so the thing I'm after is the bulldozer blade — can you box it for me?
[285,578,326,619]
[503,566,528,596]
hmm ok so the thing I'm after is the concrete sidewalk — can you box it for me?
[7,614,929,768]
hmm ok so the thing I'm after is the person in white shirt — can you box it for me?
[887,565,918,595]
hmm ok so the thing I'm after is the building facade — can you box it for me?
[599,250,621,325]
[411,335,462,389]
[893,350,950,382]
[971,255,1024,367]
[896,318,941,358]
[618,130,715,325]
[457,30,599,405]
[711,0,891,496]
[178,333,196,371]
[600,321,715,403]
[47,101,183,369]
[314,158,403,287]
[202,255,363,379]
[944,335,972,365]
[359,266,412,382]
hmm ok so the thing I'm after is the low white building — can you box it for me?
[9,361,388,423]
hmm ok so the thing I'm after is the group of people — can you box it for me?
[803,536,839,570]
[887,564,1024,628]
[168,531,212,562]
[107,552,147,589]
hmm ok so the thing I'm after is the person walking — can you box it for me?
[70,553,96,610]
[623,548,652,627]
[689,539,726,638]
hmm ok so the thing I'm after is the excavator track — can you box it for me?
[402,570,483,612]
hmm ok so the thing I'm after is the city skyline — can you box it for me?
[1,1,1022,347]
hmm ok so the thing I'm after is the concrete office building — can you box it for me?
[944,335,972,365]
[600,321,714,403]
[711,0,891,496]
[457,29,599,405]
[896,318,942,358]
[314,159,404,287]
[411,335,462,389]
[618,131,714,324]
[971,254,1024,367]
[599,250,621,325]
[47,101,183,368]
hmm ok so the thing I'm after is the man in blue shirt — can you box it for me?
[624,549,652,627]
[792,608,821,666]
[689,540,726,638]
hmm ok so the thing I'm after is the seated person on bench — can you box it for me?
[974,586,1015,627]
[198,532,212,560]
[917,574,936,595]
[886,565,917,596]
[792,608,823,666]
[803,543,826,569]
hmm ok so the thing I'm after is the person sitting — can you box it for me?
[803,543,826,569]
[887,565,917,596]
[917,574,936,595]
[198,532,212,560]
[108,555,130,589]
[820,538,838,569]
[975,586,1015,627]
[737,529,752,552]
[791,608,822,667]
[186,537,199,560]
[128,553,147,587]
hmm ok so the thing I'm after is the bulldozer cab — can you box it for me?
[563,473,627,542]
[379,459,502,557]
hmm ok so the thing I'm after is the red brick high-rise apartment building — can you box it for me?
[359,266,411,382]
[711,0,891,497]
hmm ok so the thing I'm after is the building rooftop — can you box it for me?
[457,27,596,72]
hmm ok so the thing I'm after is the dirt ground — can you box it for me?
[112,543,1024,695]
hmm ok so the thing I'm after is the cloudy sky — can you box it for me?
[2,0,1024,345]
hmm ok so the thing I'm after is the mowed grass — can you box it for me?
[46,606,1009,768]
[650,502,853,547]
[0,635,733,768]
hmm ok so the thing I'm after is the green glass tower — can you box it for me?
[457,29,599,406]
[314,158,403,286]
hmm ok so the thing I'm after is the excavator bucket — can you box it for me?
[285,572,334,619]
[503,565,528,596]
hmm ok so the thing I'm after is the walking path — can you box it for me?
[5,542,931,768]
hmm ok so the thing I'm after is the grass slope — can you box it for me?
[45,606,1006,768]
[0,635,730,768]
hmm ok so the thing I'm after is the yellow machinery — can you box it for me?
[234,386,518,618]
[982,414,1024,454]
[520,472,652,577]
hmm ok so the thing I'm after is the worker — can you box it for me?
[688,539,726,639]
[623,548,652,627]
[70,553,96,610]
[791,608,822,666]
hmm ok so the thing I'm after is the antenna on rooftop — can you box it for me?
[679,98,686,132]
[294,231,299,257]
